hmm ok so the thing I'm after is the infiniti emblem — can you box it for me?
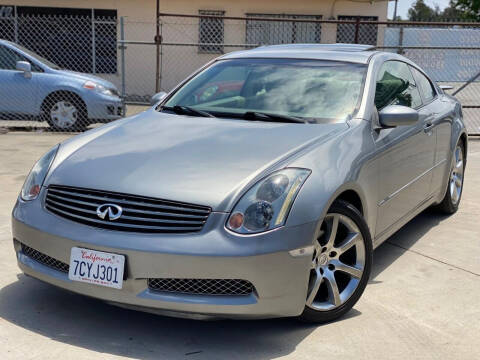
[96,203,123,221]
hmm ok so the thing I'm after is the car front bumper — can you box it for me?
[84,92,125,121]
[12,195,316,319]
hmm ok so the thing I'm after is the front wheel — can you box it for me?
[435,141,465,214]
[45,96,88,131]
[300,200,372,323]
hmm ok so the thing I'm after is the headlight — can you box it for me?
[83,81,114,96]
[226,168,311,234]
[21,145,59,201]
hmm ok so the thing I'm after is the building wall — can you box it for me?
[6,0,388,22]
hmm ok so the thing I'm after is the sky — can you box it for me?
[387,0,452,19]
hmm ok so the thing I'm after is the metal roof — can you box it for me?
[221,43,377,64]
[256,43,376,52]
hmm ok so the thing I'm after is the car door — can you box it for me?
[410,66,452,195]
[0,44,39,116]
[374,60,436,237]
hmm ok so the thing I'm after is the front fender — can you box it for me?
[38,75,87,112]
[285,120,378,238]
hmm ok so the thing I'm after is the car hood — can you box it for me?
[55,70,117,90]
[47,111,347,211]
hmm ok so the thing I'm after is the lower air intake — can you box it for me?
[21,244,69,273]
[148,278,254,296]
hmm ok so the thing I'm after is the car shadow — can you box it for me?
[0,209,447,359]
[370,208,450,281]
[0,273,360,359]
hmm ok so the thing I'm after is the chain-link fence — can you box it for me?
[1,12,480,133]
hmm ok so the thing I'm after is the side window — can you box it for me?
[411,67,436,103]
[0,45,18,70]
[374,61,422,110]
[30,63,43,72]
[0,45,42,72]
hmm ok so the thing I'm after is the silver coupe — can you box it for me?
[12,44,467,322]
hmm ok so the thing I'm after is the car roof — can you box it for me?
[0,39,20,50]
[220,43,378,64]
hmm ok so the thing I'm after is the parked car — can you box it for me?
[12,44,467,322]
[0,40,124,131]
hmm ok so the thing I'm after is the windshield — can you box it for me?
[12,42,61,70]
[163,58,367,122]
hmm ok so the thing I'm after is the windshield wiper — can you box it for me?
[243,111,307,124]
[163,105,215,118]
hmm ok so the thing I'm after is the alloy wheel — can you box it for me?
[306,213,366,311]
[50,101,78,129]
[449,145,464,205]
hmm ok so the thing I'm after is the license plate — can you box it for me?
[68,247,125,289]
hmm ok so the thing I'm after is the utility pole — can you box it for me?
[393,0,399,20]
[155,0,161,93]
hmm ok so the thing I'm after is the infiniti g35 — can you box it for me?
[12,44,467,322]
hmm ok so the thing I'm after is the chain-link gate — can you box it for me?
[0,12,480,134]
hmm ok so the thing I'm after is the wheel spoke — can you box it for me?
[455,177,462,188]
[333,260,363,279]
[306,268,323,306]
[451,185,459,203]
[456,159,463,170]
[335,232,359,255]
[324,271,341,307]
[326,214,339,248]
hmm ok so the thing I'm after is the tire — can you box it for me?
[435,140,465,214]
[299,200,373,323]
[43,92,88,132]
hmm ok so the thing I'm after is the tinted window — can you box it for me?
[411,67,436,103]
[0,45,42,72]
[0,45,21,70]
[375,61,422,110]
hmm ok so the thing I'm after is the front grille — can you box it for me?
[148,278,255,296]
[45,185,211,233]
[21,244,69,273]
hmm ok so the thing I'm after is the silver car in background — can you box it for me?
[12,44,467,322]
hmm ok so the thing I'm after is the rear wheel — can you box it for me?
[436,141,465,214]
[44,93,88,131]
[300,200,372,323]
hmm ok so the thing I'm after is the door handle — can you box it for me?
[424,121,434,134]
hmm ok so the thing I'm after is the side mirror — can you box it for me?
[439,85,453,91]
[16,60,31,78]
[150,91,167,106]
[379,105,418,128]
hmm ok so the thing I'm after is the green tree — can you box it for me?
[408,0,440,21]
[442,1,463,19]
[407,0,468,21]
[452,0,480,20]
